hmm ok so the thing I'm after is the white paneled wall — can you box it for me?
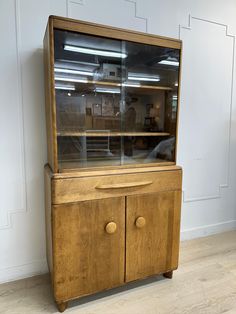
[0,0,236,283]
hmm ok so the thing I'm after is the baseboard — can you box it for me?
[180,220,236,241]
[0,259,48,284]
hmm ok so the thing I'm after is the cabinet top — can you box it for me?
[47,15,182,50]
[45,164,182,179]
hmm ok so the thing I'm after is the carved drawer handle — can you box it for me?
[135,216,146,228]
[105,222,117,234]
[96,181,153,189]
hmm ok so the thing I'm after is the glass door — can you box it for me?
[121,40,180,165]
[54,29,123,170]
[53,29,180,170]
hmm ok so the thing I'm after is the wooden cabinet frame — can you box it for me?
[44,16,183,312]
[45,165,182,311]
[44,15,182,173]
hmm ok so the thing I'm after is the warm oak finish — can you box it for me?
[43,19,58,172]
[56,302,68,313]
[55,165,181,178]
[135,216,146,228]
[44,16,182,173]
[73,79,173,90]
[51,15,181,49]
[125,191,181,282]
[44,15,182,312]
[52,197,125,301]
[44,165,53,278]
[105,222,117,234]
[51,169,181,204]
[95,180,153,190]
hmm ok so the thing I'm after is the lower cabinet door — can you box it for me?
[125,191,181,282]
[53,197,125,301]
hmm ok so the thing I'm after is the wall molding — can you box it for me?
[67,0,84,17]
[0,259,48,284]
[179,15,235,203]
[67,0,148,32]
[125,0,148,32]
[180,219,236,241]
[0,0,28,230]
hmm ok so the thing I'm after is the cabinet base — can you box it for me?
[163,271,173,279]
[56,301,68,313]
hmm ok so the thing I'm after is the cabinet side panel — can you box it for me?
[43,20,58,172]
[44,165,53,282]
[52,197,125,302]
[169,190,182,269]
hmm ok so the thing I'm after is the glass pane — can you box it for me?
[54,29,123,169]
[53,29,180,170]
[121,40,180,165]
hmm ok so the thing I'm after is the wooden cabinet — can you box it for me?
[43,15,182,312]
[45,165,182,311]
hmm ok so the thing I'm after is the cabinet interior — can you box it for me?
[53,29,180,171]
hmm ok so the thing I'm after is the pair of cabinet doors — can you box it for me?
[52,190,181,302]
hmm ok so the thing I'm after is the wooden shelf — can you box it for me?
[58,158,174,170]
[57,131,170,137]
[71,80,173,91]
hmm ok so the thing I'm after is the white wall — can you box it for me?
[0,0,236,283]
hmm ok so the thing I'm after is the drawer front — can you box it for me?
[52,169,182,204]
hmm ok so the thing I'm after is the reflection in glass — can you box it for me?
[53,29,180,170]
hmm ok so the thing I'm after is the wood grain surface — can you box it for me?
[52,197,125,301]
[51,15,182,49]
[125,191,181,282]
[52,170,182,204]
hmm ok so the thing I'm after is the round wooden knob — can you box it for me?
[105,222,117,234]
[135,216,146,228]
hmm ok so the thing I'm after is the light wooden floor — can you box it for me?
[1,230,236,314]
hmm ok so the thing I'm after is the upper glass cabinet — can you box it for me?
[48,19,181,171]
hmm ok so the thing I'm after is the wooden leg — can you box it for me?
[163,271,173,279]
[56,301,68,313]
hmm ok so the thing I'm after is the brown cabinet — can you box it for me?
[43,15,182,312]
[45,166,182,311]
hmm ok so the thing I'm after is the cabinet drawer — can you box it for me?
[52,169,182,204]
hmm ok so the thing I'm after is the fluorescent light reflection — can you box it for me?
[95,87,120,94]
[159,58,179,66]
[54,68,93,76]
[56,59,100,67]
[55,85,75,90]
[121,82,141,87]
[128,76,160,82]
[55,77,88,83]
[64,44,127,59]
